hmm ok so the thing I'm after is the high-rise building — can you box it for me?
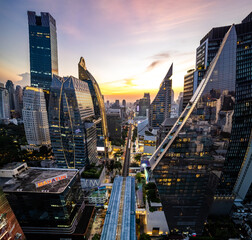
[49,75,97,169]
[23,87,51,146]
[139,93,150,116]
[122,99,126,107]
[5,80,15,111]
[149,64,172,129]
[0,187,25,240]
[182,69,195,110]
[78,57,109,156]
[106,110,122,141]
[112,100,120,109]
[216,13,252,200]
[15,85,23,118]
[149,25,237,234]
[0,83,10,120]
[27,11,58,91]
[1,167,93,240]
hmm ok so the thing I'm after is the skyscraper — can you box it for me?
[138,93,150,116]
[0,83,10,120]
[28,11,58,90]
[78,57,109,157]
[15,85,23,118]
[182,69,195,110]
[149,25,237,234]
[23,87,51,146]
[122,99,126,107]
[49,75,97,169]
[5,80,15,111]
[149,64,172,129]
[216,13,252,200]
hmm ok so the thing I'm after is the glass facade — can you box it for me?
[149,26,237,234]
[28,11,58,91]
[78,57,109,156]
[3,169,84,235]
[149,64,172,129]
[218,20,252,197]
[0,188,25,240]
[49,75,97,169]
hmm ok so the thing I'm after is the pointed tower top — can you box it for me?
[79,57,87,70]
[164,63,173,80]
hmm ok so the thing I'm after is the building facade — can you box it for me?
[23,87,51,146]
[149,25,237,234]
[49,75,97,169]
[217,14,252,199]
[5,80,15,112]
[1,168,90,239]
[78,57,109,157]
[15,85,23,118]
[28,11,58,91]
[0,83,10,120]
[106,111,122,141]
[0,187,25,240]
[182,69,195,110]
[139,93,150,117]
[149,64,172,129]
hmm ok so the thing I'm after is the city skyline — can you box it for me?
[1,0,252,101]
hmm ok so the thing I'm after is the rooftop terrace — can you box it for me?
[2,167,78,193]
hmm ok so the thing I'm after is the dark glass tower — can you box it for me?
[217,15,252,198]
[49,75,97,169]
[78,57,109,157]
[149,25,237,234]
[149,64,172,129]
[28,11,58,91]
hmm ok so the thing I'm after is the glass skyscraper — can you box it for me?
[149,25,237,234]
[27,11,58,91]
[78,57,109,157]
[217,14,252,199]
[149,64,172,129]
[49,75,97,169]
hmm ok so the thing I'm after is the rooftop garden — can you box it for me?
[81,164,104,179]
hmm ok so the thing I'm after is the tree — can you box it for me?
[136,172,142,183]
[92,234,101,240]
[140,233,151,240]
[114,161,122,170]
[134,153,142,162]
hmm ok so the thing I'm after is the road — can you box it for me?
[122,124,132,177]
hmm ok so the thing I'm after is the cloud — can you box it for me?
[146,51,171,71]
[146,60,164,71]
[16,72,30,87]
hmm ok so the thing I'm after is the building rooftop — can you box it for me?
[2,168,78,194]
[1,162,24,170]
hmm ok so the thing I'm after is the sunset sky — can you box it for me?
[0,0,252,102]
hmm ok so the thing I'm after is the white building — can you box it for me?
[23,87,51,146]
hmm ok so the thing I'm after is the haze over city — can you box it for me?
[1,0,252,101]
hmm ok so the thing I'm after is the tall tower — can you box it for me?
[27,11,58,91]
[0,83,10,119]
[149,64,172,129]
[49,75,97,169]
[78,57,109,158]
[15,85,23,117]
[5,80,15,111]
[149,25,237,234]
[23,87,51,146]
